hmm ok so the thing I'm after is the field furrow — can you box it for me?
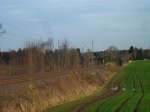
[47,61,150,112]
[115,79,135,112]
[80,61,150,112]
[133,67,144,112]
[95,67,133,112]
[118,67,142,112]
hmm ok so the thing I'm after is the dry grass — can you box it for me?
[105,62,118,72]
[0,64,29,79]
[0,67,117,112]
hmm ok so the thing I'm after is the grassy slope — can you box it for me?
[46,92,101,112]
[82,60,150,112]
[83,65,133,112]
[47,65,123,112]
[47,60,150,112]
[46,66,118,112]
[136,61,150,112]
[81,67,127,112]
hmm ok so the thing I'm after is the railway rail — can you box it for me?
[0,72,67,86]
[0,68,93,86]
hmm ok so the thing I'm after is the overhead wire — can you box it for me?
[3,23,42,38]
[0,36,23,42]
[1,23,94,51]
[0,23,43,43]
[6,32,40,42]
[81,42,91,50]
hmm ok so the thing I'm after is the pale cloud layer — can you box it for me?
[0,0,150,51]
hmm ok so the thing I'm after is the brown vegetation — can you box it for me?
[1,36,148,112]
[0,66,116,112]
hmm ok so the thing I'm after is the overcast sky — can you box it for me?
[0,0,150,51]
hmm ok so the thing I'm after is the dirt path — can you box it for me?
[73,72,124,112]
[115,67,144,112]
[96,90,123,112]
[74,66,141,112]
[133,67,144,112]
[74,90,121,112]
[115,74,136,112]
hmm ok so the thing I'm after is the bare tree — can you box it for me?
[24,41,45,74]
[0,24,5,37]
[107,46,119,62]
[107,46,119,51]
[40,38,54,52]
[69,48,80,69]
[60,39,70,70]
[40,38,55,71]
[82,50,91,68]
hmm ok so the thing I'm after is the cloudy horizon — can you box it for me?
[0,0,150,51]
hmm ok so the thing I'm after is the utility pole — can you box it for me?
[58,40,60,71]
[91,40,94,69]
[92,40,93,53]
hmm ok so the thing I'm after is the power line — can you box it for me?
[1,23,43,42]
[0,35,24,42]
[81,42,91,50]
[6,32,40,42]
[3,23,42,37]
[1,31,41,42]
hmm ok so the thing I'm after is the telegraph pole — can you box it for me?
[58,40,60,71]
[92,40,93,53]
[91,40,93,69]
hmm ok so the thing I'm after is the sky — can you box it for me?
[0,0,150,51]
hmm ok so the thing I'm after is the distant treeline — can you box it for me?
[0,39,150,75]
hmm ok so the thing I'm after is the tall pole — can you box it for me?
[91,40,93,69]
[92,40,93,53]
[58,40,60,71]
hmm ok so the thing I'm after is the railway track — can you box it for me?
[0,72,68,86]
[0,68,92,86]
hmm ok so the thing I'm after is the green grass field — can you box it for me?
[46,91,103,112]
[47,60,150,112]
[82,60,150,112]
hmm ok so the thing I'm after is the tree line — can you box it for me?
[1,38,101,76]
[0,39,82,75]
[0,37,150,76]
[1,23,150,76]
[128,46,150,60]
